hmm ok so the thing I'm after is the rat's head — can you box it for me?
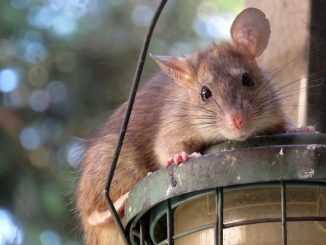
[152,8,283,141]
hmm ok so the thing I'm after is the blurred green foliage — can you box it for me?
[0,0,243,244]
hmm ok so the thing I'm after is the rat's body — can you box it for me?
[76,8,293,245]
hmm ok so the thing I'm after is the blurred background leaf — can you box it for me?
[0,0,243,244]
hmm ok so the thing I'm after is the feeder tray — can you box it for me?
[125,133,326,245]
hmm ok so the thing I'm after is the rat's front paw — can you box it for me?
[167,151,201,166]
[287,125,317,133]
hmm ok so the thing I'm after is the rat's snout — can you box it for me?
[222,109,253,141]
[226,112,244,130]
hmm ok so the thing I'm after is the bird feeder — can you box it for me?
[125,133,326,244]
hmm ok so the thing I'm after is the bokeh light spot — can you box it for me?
[0,209,23,245]
[22,31,44,45]
[192,15,232,40]
[52,15,76,36]
[0,68,19,93]
[25,42,47,63]
[40,230,61,245]
[34,5,55,28]
[49,0,66,11]
[28,90,50,112]
[46,81,67,103]
[20,127,42,150]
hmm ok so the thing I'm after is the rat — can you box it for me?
[75,7,314,245]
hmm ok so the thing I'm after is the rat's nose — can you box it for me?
[227,113,244,130]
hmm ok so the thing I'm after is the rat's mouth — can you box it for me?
[237,134,250,141]
[222,129,252,141]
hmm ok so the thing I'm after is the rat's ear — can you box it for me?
[230,8,271,58]
[150,54,193,86]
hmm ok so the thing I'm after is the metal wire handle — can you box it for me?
[104,1,168,244]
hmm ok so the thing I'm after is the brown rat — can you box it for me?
[76,8,293,245]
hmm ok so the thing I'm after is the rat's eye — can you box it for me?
[242,73,255,87]
[201,86,212,101]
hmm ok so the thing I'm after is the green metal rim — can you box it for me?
[204,133,326,152]
[125,133,326,228]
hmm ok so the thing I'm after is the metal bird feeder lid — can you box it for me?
[124,133,326,244]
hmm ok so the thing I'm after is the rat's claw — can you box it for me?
[189,152,202,158]
[167,158,174,166]
[167,151,202,166]
[173,152,184,164]
[181,151,188,161]
[287,125,317,133]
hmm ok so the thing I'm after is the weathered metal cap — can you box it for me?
[125,133,326,226]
